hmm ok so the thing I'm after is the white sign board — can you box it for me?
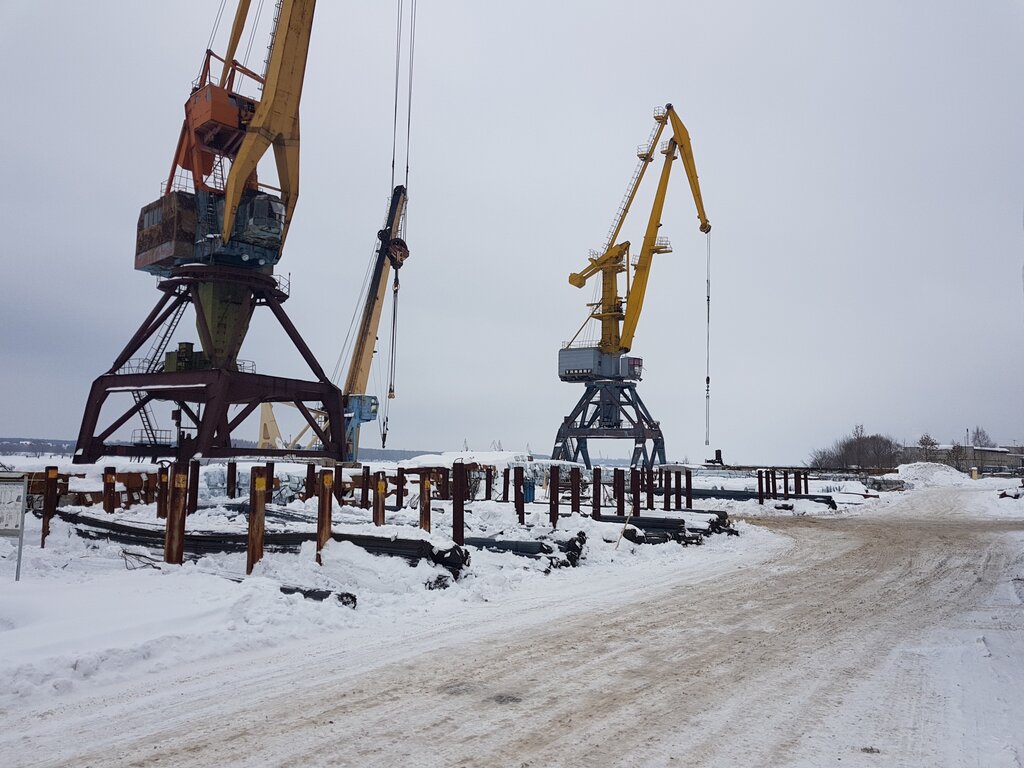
[0,473,27,581]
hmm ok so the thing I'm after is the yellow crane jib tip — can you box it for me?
[568,273,588,288]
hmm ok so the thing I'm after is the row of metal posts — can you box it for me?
[756,469,811,504]
[36,461,710,573]
[497,465,695,525]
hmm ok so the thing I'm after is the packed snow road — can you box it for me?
[7,486,1024,767]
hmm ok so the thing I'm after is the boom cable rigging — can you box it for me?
[704,231,712,446]
[379,0,416,446]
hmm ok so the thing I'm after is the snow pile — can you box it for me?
[894,462,971,489]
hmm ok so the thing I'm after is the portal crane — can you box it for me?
[75,0,352,464]
[551,103,711,469]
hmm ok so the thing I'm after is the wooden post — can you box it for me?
[452,464,466,546]
[485,466,493,500]
[675,470,682,510]
[570,467,580,513]
[630,468,641,516]
[419,473,432,532]
[757,470,765,505]
[646,468,655,510]
[663,469,672,512]
[102,466,116,514]
[264,461,275,504]
[41,465,58,547]
[157,466,169,519]
[164,463,187,565]
[226,461,237,499]
[514,465,525,524]
[502,467,510,502]
[615,469,625,516]
[372,471,386,526]
[685,469,693,510]
[396,468,406,509]
[246,467,266,575]
[317,469,333,564]
[549,464,560,528]
[305,462,316,501]
[187,459,200,516]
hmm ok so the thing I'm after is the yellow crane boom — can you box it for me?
[568,103,710,355]
[220,0,315,246]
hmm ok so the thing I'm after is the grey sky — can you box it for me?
[1,1,1022,465]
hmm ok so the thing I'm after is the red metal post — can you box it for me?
[485,466,493,500]
[41,465,58,548]
[305,462,316,501]
[646,467,655,510]
[685,469,693,510]
[361,465,371,509]
[187,459,200,516]
[440,467,450,500]
[372,471,386,526]
[264,461,275,504]
[157,466,169,519]
[452,464,466,546]
[246,467,266,575]
[663,469,672,512]
[419,473,432,532]
[334,468,345,507]
[570,467,580,513]
[783,470,790,500]
[757,470,765,505]
[549,464,560,528]
[316,469,333,564]
[164,463,187,564]
[226,461,237,499]
[502,467,510,502]
[396,468,406,509]
[630,467,640,516]
[615,469,625,516]
[591,467,601,519]
[771,469,778,499]
[103,466,116,514]
[675,470,682,510]
[514,465,525,524]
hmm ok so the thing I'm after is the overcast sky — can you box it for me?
[1,1,1023,465]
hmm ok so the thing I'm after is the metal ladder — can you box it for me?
[132,296,189,445]
[602,116,664,252]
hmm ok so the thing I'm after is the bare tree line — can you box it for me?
[807,424,999,470]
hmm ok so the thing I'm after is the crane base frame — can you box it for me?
[551,379,667,470]
[73,265,346,465]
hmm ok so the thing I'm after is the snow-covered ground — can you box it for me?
[1,459,1022,766]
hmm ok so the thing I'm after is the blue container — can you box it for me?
[523,478,536,503]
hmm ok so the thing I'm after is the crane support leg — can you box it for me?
[551,380,666,471]
[73,264,346,464]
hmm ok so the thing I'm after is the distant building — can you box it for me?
[899,443,1024,473]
